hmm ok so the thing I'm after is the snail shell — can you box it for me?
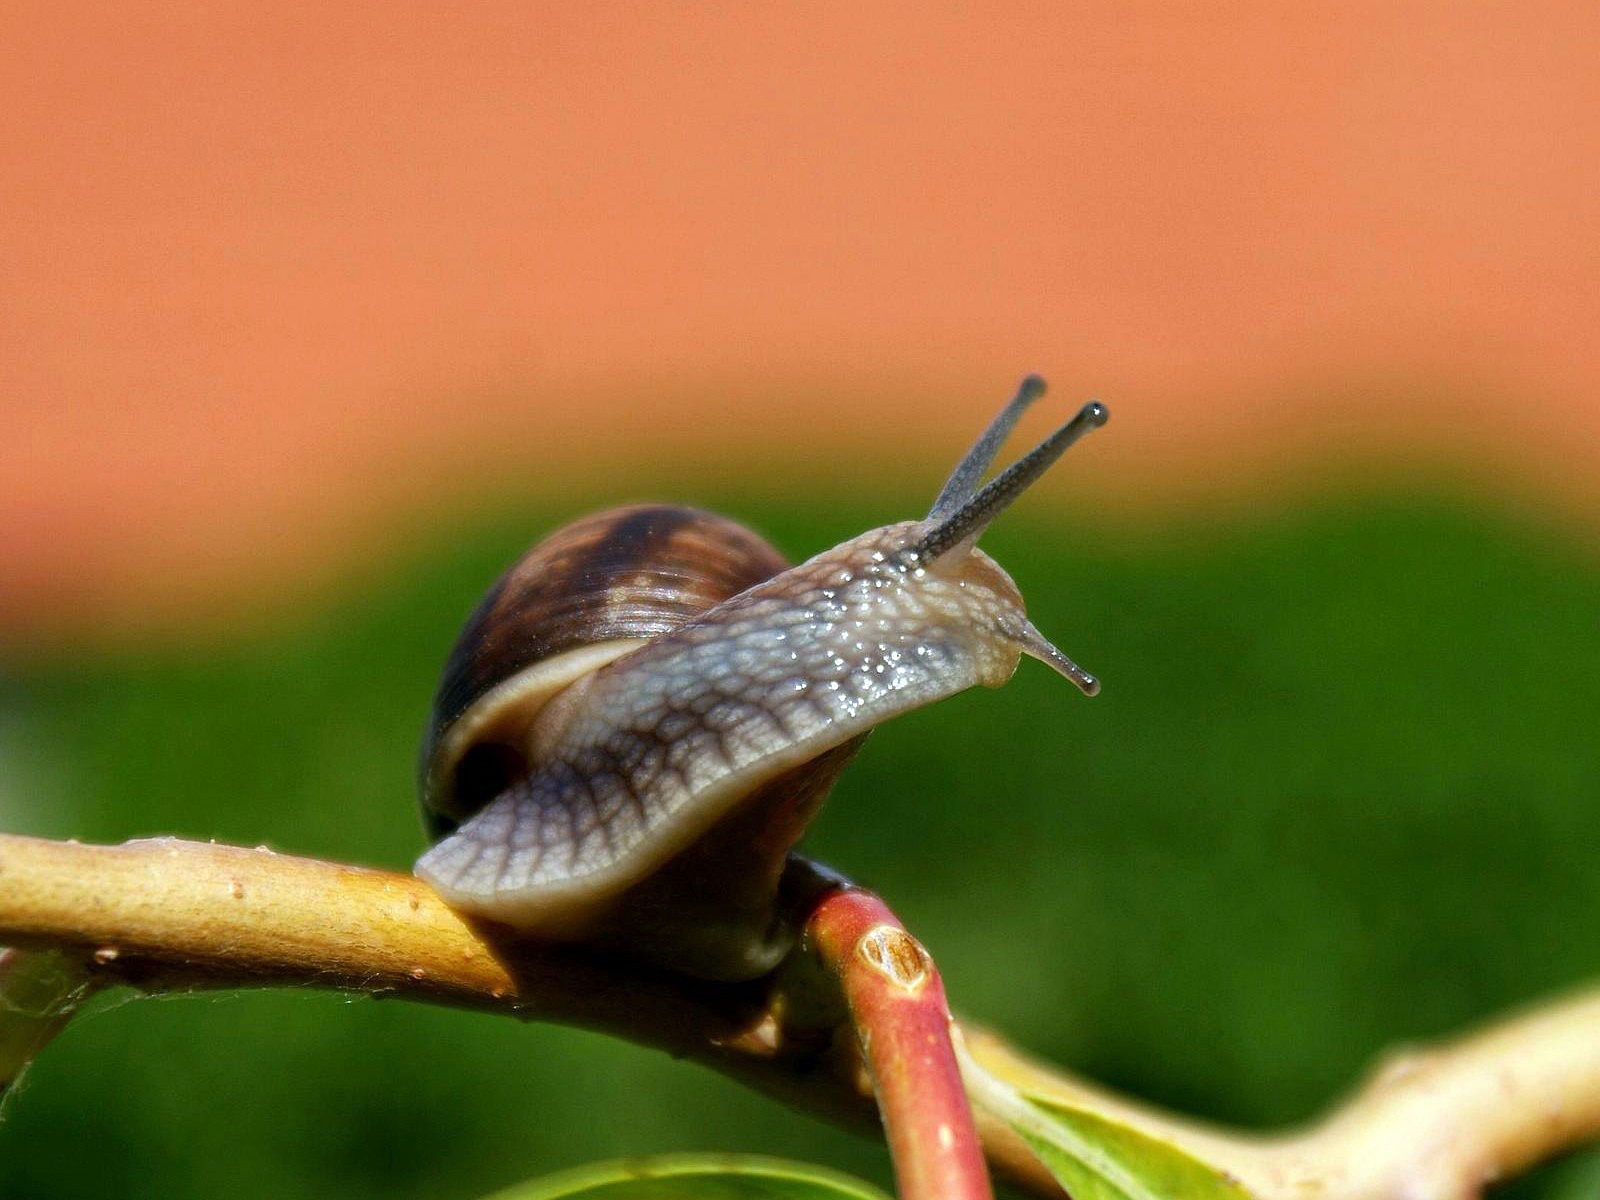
[421,505,791,840]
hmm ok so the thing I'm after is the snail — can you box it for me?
[416,377,1108,980]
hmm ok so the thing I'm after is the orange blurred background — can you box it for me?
[4,3,1598,642]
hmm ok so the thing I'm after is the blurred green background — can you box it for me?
[4,477,1599,1199]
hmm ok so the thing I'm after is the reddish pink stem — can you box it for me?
[804,887,994,1200]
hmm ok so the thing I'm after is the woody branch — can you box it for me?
[2,833,1599,1200]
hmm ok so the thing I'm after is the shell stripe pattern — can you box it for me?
[431,505,789,732]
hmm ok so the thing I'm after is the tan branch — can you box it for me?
[965,985,1600,1200]
[0,834,880,1125]
[2,832,1598,1200]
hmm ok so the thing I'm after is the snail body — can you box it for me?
[417,379,1107,980]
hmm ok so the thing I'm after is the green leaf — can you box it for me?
[1013,1098,1256,1200]
[477,1154,892,1200]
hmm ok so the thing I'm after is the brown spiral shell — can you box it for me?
[420,504,790,837]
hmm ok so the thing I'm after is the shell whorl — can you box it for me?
[421,504,790,836]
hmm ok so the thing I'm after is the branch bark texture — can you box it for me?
[2,833,1598,1200]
